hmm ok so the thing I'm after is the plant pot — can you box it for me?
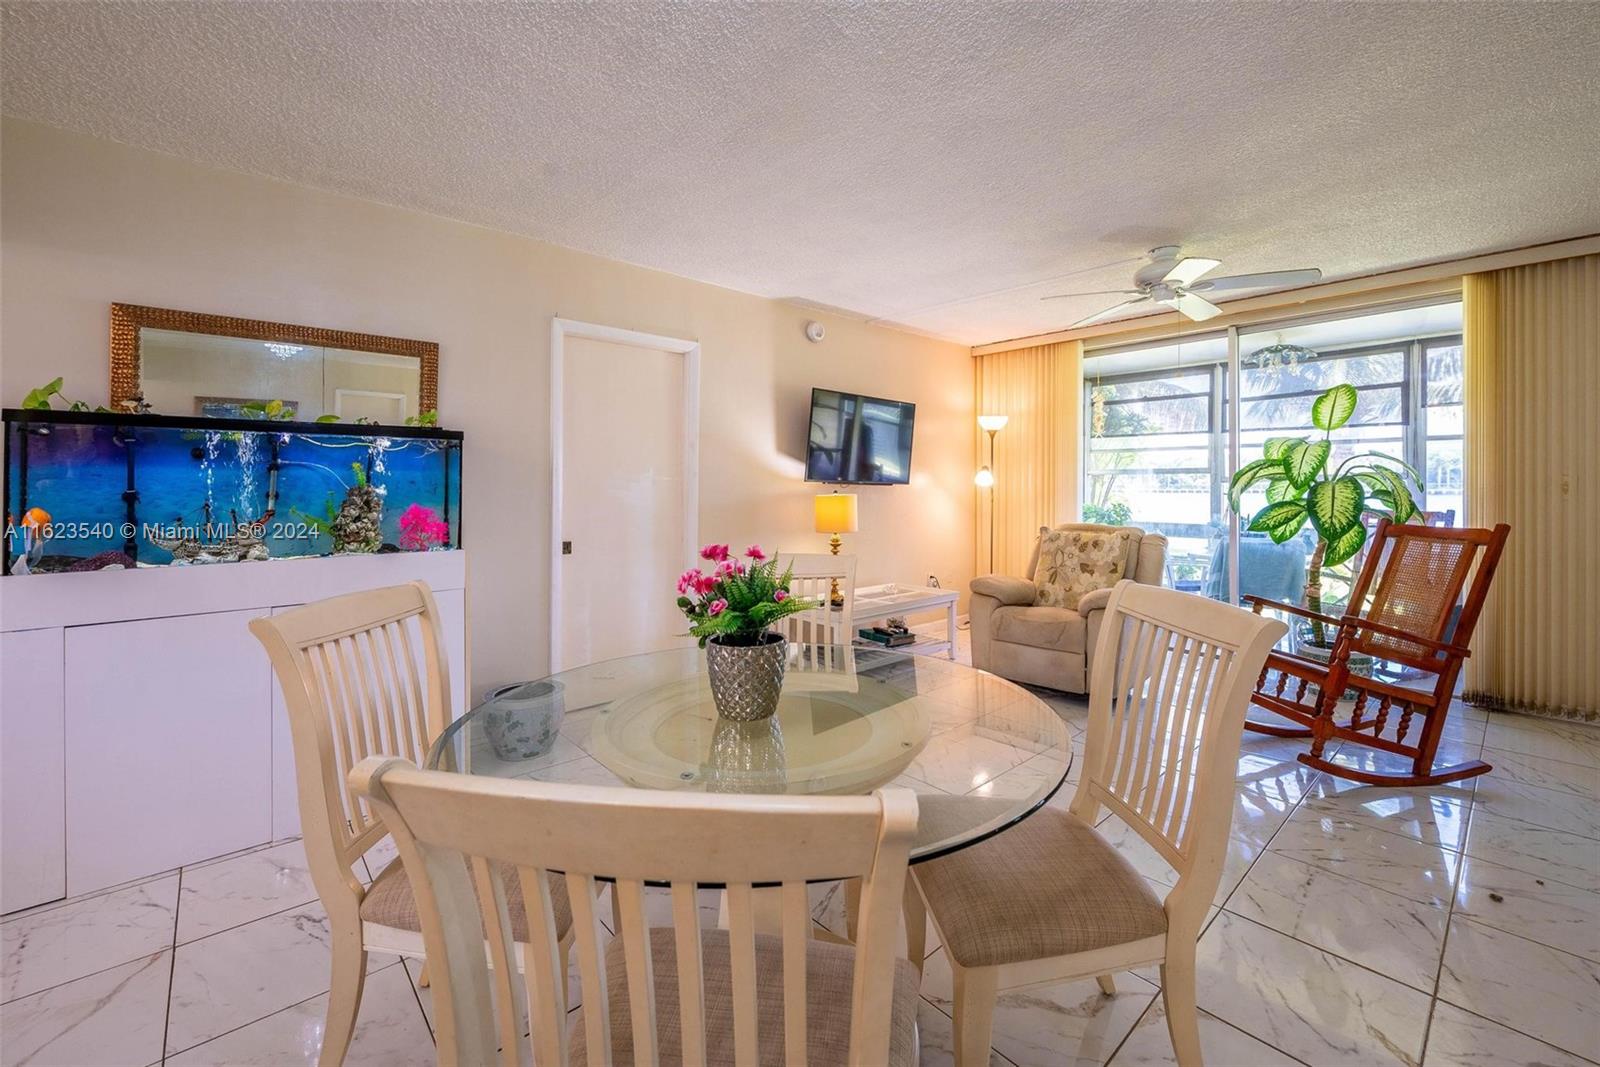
[481,680,566,760]
[704,632,787,722]
[1293,624,1376,698]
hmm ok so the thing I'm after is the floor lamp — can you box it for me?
[975,414,1008,574]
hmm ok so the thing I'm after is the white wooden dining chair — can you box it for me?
[348,757,923,1067]
[249,582,574,1066]
[776,552,857,664]
[909,580,1286,1066]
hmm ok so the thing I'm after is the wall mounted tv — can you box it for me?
[804,388,916,485]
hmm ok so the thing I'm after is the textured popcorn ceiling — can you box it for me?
[4,2,1598,345]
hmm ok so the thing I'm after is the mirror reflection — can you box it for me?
[138,328,424,422]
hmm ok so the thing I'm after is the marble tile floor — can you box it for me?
[4,671,1597,1064]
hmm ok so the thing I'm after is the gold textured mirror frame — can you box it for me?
[109,302,439,413]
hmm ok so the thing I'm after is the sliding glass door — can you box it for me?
[1082,299,1464,607]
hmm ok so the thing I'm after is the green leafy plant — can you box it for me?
[1226,383,1421,643]
[22,377,110,413]
[315,414,341,424]
[676,544,818,647]
[404,409,439,427]
[1083,501,1132,526]
[239,399,294,421]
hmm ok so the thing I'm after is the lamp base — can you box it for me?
[828,534,844,606]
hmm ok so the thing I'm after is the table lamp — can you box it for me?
[813,491,859,605]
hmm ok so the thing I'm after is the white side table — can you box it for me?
[850,583,961,660]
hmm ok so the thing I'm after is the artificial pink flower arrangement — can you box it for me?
[676,543,816,647]
[397,503,450,551]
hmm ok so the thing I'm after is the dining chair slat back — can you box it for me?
[775,553,857,668]
[251,581,452,869]
[348,759,918,1067]
[1075,581,1288,879]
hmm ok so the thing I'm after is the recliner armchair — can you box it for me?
[969,523,1168,694]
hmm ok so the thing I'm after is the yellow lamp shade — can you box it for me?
[813,492,859,534]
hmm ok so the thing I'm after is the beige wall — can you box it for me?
[0,119,974,692]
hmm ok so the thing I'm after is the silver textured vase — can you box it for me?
[704,632,787,721]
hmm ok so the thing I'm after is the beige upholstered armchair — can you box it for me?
[969,523,1168,694]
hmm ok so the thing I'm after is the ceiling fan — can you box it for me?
[1043,246,1323,328]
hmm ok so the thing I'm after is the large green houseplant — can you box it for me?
[1226,383,1421,645]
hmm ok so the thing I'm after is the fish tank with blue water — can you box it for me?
[4,409,462,575]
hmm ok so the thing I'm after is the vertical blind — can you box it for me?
[1463,254,1598,719]
[973,340,1081,577]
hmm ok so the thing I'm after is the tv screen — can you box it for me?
[805,388,915,485]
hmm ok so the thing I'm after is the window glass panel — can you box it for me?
[1425,343,1463,406]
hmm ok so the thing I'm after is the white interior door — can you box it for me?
[557,334,695,671]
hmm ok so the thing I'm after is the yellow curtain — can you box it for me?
[1463,253,1598,719]
[973,340,1081,577]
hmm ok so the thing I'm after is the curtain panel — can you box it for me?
[1463,253,1598,720]
[973,340,1082,578]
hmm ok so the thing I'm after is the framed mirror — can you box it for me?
[110,303,438,421]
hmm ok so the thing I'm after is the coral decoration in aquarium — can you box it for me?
[3,409,462,574]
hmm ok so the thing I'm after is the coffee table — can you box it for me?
[851,582,961,659]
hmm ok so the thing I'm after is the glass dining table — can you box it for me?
[427,643,1074,863]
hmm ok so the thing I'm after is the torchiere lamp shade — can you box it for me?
[814,492,859,534]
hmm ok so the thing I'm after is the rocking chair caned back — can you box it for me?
[1347,519,1505,666]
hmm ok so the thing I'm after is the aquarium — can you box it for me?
[4,409,462,574]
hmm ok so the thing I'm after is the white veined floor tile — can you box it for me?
[1470,775,1600,840]
[1107,998,1303,1067]
[1196,911,1430,1067]
[1270,806,1462,906]
[1482,715,1600,770]
[1481,748,1600,801]
[1,873,177,1002]
[919,946,1158,1067]
[1422,1000,1599,1067]
[1454,854,1600,961]
[0,949,170,1067]
[915,996,1017,1066]
[1226,849,1447,992]
[1438,916,1600,1060]
[1297,776,1473,849]
[164,962,433,1067]
[1459,808,1600,890]
[177,839,321,943]
[165,900,401,1056]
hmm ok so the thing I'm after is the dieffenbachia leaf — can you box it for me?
[1284,439,1332,489]
[1227,456,1288,513]
[1265,478,1298,504]
[1311,384,1359,432]
[1358,465,1418,523]
[1322,519,1369,567]
[1249,500,1310,544]
[1263,437,1305,461]
[1308,475,1365,541]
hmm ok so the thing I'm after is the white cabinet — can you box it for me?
[1,628,66,912]
[1,550,469,909]
[66,609,272,895]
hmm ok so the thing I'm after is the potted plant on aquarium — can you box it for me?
[677,544,817,721]
[1226,383,1423,664]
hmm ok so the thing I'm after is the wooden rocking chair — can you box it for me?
[1244,517,1511,787]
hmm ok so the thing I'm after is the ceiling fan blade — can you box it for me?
[1188,268,1323,293]
[1069,296,1150,328]
[1162,292,1223,322]
[1040,289,1143,302]
[1162,257,1221,287]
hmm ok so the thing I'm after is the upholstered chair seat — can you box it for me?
[969,523,1168,693]
[568,930,921,1066]
[359,858,573,943]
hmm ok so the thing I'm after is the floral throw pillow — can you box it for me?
[1034,528,1133,610]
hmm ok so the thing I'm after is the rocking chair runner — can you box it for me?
[1244,517,1511,787]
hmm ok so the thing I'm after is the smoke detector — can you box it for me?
[804,320,826,343]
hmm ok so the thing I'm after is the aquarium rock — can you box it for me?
[331,482,384,554]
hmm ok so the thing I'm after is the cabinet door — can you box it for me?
[2,628,66,913]
[66,609,271,895]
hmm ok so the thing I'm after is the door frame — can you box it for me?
[549,317,701,671]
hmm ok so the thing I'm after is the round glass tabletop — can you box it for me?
[428,644,1073,862]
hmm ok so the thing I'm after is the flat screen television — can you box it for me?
[804,388,915,485]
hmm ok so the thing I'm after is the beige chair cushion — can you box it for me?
[914,805,1167,969]
[1034,528,1133,610]
[568,928,920,1066]
[991,605,1087,653]
[359,856,573,942]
